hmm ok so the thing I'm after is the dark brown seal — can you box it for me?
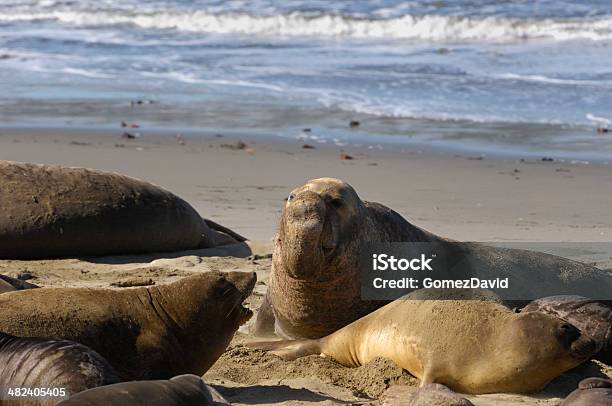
[521,295,612,365]
[256,177,612,339]
[57,375,225,406]
[0,331,119,405]
[561,377,612,405]
[0,271,256,380]
[0,160,246,259]
[0,274,40,294]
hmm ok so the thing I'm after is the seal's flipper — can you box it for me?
[253,295,277,338]
[247,339,321,361]
[203,218,248,243]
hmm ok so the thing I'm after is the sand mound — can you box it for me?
[206,345,417,399]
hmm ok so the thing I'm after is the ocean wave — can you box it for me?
[497,73,611,86]
[2,9,612,41]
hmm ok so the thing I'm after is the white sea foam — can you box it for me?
[497,73,610,86]
[2,10,612,41]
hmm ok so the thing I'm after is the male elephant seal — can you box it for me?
[0,274,39,293]
[0,331,119,405]
[255,177,612,339]
[521,296,612,365]
[561,377,612,405]
[0,271,256,380]
[0,160,246,259]
[57,375,225,406]
[251,295,596,394]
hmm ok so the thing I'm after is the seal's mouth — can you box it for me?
[239,307,253,326]
[225,271,257,325]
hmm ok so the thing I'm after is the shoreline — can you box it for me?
[1,126,611,252]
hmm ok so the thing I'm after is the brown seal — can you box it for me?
[521,295,612,365]
[57,374,227,406]
[255,177,612,339]
[0,331,119,405]
[0,160,246,259]
[0,271,256,380]
[251,295,596,394]
[560,377,612,405]
[0,274,39,294]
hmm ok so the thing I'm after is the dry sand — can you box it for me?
[1,127,611,405]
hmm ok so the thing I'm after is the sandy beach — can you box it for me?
[0,126,611,405]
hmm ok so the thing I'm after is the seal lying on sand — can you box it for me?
[561,377,612,405]
[255,177,612,339]
[58,375,225,406]
[0,274,39,293]
[0,331,119,406]
[521,296,612,365]
[0,160,246,259]
[251,296,596,394]
[0,271,256,380]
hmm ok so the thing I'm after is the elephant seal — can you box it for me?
[0,331,119,405]
[0,274,39,293]
[561,377,612,405]
[251,295,596,394]
[380,384,474,406]
[255,177,612,339]
[0,271,256,380]
[521,296,611,365]
[57,374,225,406]
[0,160,246,259]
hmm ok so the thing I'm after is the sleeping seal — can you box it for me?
[0,271,255,380]
[255,177,612,339]
[251,294,596,394]
[0,160,246,259]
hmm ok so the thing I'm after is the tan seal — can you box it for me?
[252,295,596,394]
[255,177,612,339]
[0,160,246,259]
[0,271,255,380]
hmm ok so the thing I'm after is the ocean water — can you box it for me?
[1,0,612,159]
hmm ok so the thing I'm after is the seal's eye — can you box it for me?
[287,193,295,202]
[330,198,343,208]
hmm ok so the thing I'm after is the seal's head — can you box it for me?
[277,178,366,280]
[494,312,597,393]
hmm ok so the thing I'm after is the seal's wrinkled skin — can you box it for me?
[251,297,596,395]
[0,160,246,259]
[0,271,255,380]
[256,177,612,339]
[561,377,612,406]
[0,332,119,406]
[58,375,221,406]
[521,296,612,365]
